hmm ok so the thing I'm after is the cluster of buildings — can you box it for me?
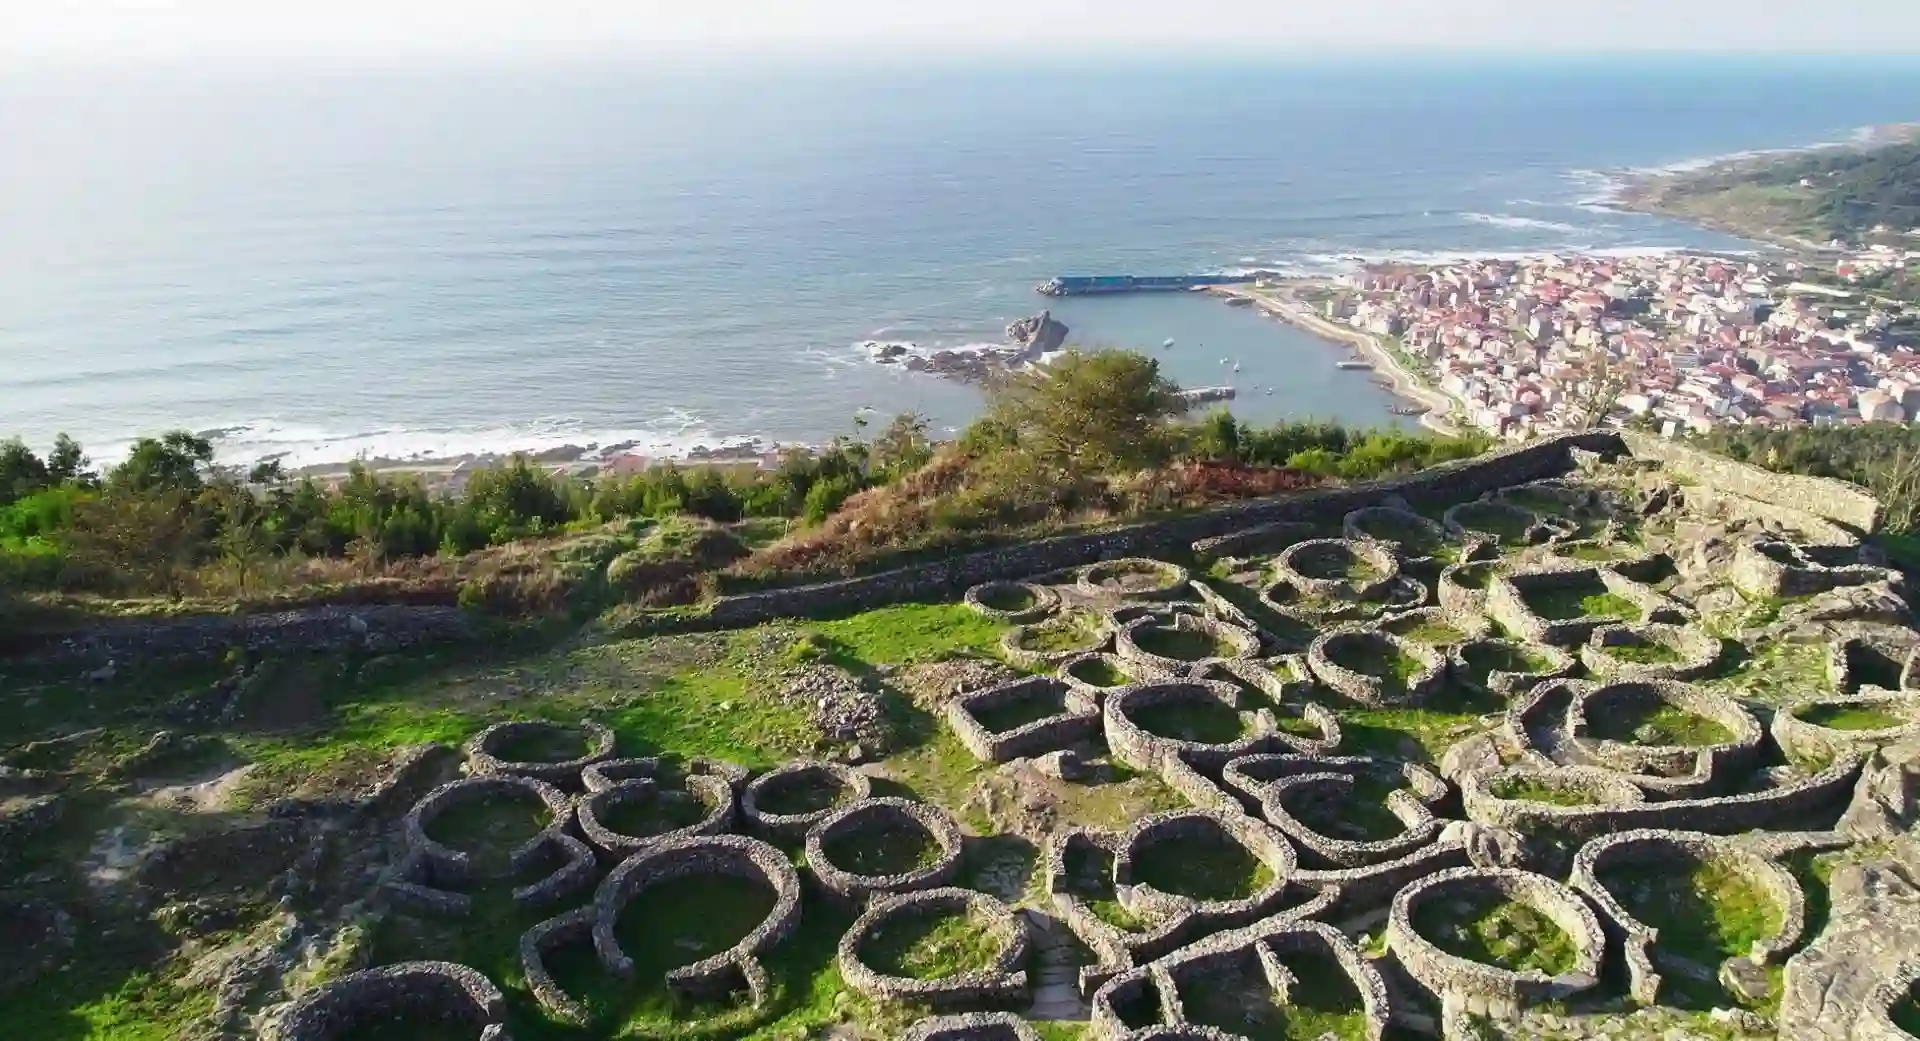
[1319,250,1920,438]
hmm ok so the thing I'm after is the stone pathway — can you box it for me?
[1021,909,1088,1023]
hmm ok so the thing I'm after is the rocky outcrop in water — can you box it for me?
[1006,311,1068,355]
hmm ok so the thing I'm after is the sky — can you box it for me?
[8,0,1920,60]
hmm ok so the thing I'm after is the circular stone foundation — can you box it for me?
[465,720,616,786]
[1444,500,1543,545]
[1344,505,1452,561]
[1307,628,1446,707]
[1388,867,1604,1014]
[1570,679,1762,779]
[275,961,510,1041]
[1077,558,1191,601]
[805,797,965,907]
[838,887,1030,1008]
[741,760,873,840]
[1115,613,1260,672]
[1578,623,1720,681]
[1450,638,1576,696]
[579,773,735,857]
[1272,538,1400,601]
[962,581,1059,624]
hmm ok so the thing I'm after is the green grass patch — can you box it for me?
[1017,614,1105,655]
[1601,639,1683,665]
[1525,581,1643,623]
[1561,542,1627,562]
[1599,855,1783,1007]
[1127,697,1249,744]
[1487,776,1596,807]
[1459,642,1553,680]
[1893,993,1920,1036]
[1382,618,1466,647]
[1280,771,1407,842]
[1448,563,1495,591]
[489,725,596,764]
[809,603,1007,665]
[1453,503,1534,541]
[1412,893,1577,976]
[1180,950,1369,1041]
[821,821,942,876]
[1797,703,1906,731]
[1131,625,1232,662]
[1067,657,1133,688]
[1589,698,1734,747]
[597,787,709,839]
[975,586,1038,613]
[1131,834,1273,901]
[859,910,1008,980]
[1085,897,1155,933]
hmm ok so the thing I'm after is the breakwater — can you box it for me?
[1037,274,1260,297]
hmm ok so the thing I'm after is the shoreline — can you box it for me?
[1210,285,1462,435]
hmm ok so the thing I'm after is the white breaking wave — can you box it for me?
[1460,212,1587,235]
[90,412,775,470]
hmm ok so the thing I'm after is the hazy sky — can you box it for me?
[10,0,1920,58]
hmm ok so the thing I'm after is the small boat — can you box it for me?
[1218,357,1228,365]
[1231,362,1241,372]
[1336,360,1374,371]
[1163,338,1175,348]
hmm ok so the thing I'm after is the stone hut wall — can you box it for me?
[273,961,508,1041]
[1622,432,1881,533]
[699,433,1621,627]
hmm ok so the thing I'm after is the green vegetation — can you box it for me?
[1132,835,1274,901]
[1459,642,1553,681]
[1643,138,1920,242]
[1524,581,1642,623]
[1382,617,1466,647]
[1590,698,1735,747]
[820,822,942,876]
[1067,657,1132,688]
[1451,503,1533,542]
[1412,894,1578,976]
[1599,856,1784,1007]
[1602,639,1684,665]
[974,584,1038,613]
[1894,993,1920,1036]
[1130,625,1233,662]
[597,788,710,839]
[1180,951,1370,1041]
[1796,703,1906,731]
[1487,777,1596,807]
[859,910,1008,980]
[1282,772,1407,841]
[972,688,1070,733]
[1017,614,1106,655]
[1128,697,1250,744]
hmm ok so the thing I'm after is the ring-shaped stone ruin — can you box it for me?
[1449,637,1576,696]
[464,719,616,787]
[390,774,595,914]
[804,796,964,907]
[740,759,872,841]
[577,771,736,859]
[591,833,802,1006]
[837,886,1031,1009]
[1113,809,1298,923]
[1387,866,1606,1020]
[1307,628,1446,707]
[1577,622,1722,682]
[1773,688,1920,765]
[962,580,1060,624]
[1344,504,1453,565]
[1104,680,1275,783]
[1058,651,1168,701]
[946,675,1101,763]
[902,1012,1043,1041]
[1271,538,1401,602]
[1223,754,1449,868]
[1566,678,1764,781]
[1114,613,1261,673]
[274,961,509,1041]
[1079,558,1192,601]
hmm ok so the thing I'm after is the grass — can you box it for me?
[1598,856,1784,1008]
[490,724,596,764]
[1325,635,1428,695]
[1067,657,1133,688]
[1412,893,1577,976]
[1459,642,1553,680]
[597,787,709,838]
[1797,703,1906,731]
[972,687,1069,733]
[974,585,1038,613]
[1333,680,1504,763]
[1279,771,1408,841]
[808,602,1008,665]
[1085,896,1155,933]
[1131,834,1274,901]
[1525,581,1643,623]
[820,821,942,876]
[1355,514,1445,557]
[1487,776,1596,807]
[1019,614,1105,655]
[1127,697,1249,744]
[1589,698,1734,747]
[1179,950,1369,1041]
[1383,618,1467,647]
[1602,638,1684,665]
[423,796,552,870]
[1453,503,1534,542]
[1131,625,1232,662]
[1561,542,1628,562]
[859,909,1008,980]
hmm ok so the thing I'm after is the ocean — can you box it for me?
[3,54,1918,467]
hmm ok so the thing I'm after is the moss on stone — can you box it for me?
[1412,893,1577,976]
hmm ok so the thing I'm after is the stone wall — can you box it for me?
[27,604,475,664]
[836,887,1030,1008]
[701,433,1621,626]
[273,961,509,1041]
[1623,432,1882,533]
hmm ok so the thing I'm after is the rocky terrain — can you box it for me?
[4,439,1920,1041]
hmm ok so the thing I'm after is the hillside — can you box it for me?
[1623,129,1920,247]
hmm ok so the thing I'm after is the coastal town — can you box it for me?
[1286,247,1920,439]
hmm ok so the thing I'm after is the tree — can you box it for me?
[111,431,214,495]
[0,439,49,506]
[248,459,287,486]
[983,350,1188,474]
[67,488,203,596]
[215,494,271,595]
[46,434,93,485]
[871,412,933,477]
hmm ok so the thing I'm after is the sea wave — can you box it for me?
[92,412,776,470]
[1460,212,1587,235]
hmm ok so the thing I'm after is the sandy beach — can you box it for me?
[1213,284,1463,434]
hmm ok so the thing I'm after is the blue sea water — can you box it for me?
[2,55,1918,466]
